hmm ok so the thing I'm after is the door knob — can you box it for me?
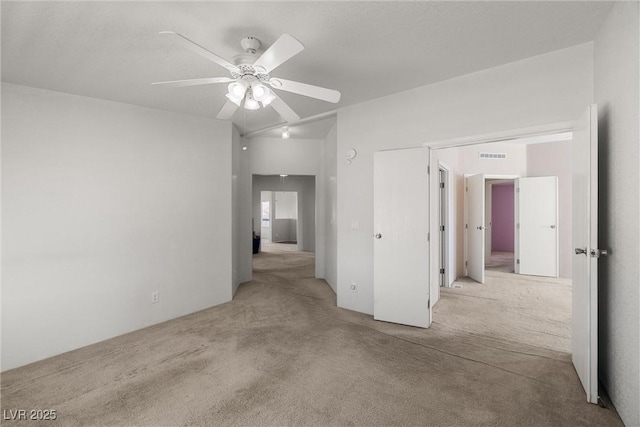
[550,225,556,229]
[591,249,608,258]
[575,247,587,255]
[477,226,485,230]
[374,233,382,239]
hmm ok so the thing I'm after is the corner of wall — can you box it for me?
[593,2,640,425]
[323,121,338,293]
[232,125,253,294]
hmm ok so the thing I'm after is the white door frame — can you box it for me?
[424,120,606,405]
[250,174,322,278]
[463,174,519,279]
[438,161,452,287]
[485,178,517,265]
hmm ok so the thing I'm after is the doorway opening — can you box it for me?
[260,190,299,245]
[485,179,516,273]
[252,174,316,272]
[431,132,572,354]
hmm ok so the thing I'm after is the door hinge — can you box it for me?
[517,259,520,264]
[465,261,468,267]
[466,186,468,192]
[427,166,430,174]
[516,187,520,193]
[516,223,520,229]
[440,268,445,274]
[427,232,430,242]
[428,299,431,309]
[440,225,445,231]
[465,224,468,229]
[440,182,445,188]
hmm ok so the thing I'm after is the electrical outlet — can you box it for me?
[350,283,357,292]
[151,291,159,304]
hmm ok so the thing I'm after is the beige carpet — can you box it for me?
[1,245,622,426]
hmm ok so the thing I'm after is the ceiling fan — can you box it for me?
[152,32,341,123]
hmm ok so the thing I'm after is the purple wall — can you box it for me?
[491,183,514,252]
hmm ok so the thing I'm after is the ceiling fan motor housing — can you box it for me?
[231,37,270,80]
[240,37,261,54]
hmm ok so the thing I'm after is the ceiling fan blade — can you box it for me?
[160,31,237,73]
[152,77,235,88]
[270,94,300,123]
[217,100,238,120]
[269,78,341,103]
[253,34,304,74]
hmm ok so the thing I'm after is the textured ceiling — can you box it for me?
[2,1,613,137]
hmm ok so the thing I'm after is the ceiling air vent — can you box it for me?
[479,152,507,159]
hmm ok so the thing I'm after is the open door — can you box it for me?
[465,174,485,283]
[572,104,601,404]
[515,176,559,277]
[373,148,430,328]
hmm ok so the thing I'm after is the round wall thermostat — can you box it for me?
[345,148,357,163]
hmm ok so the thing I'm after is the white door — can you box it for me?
[465,174,485,283]
[572,104,601,403]
[515,176,559,277]
[373,148,430,328]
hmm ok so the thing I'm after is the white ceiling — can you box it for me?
[2,1,613,137]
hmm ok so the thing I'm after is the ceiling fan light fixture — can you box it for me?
[244,91,260,110]
[252,84,268,100]
[260,90,276,107]
[225,93,242,107]
[282,126,290,139]
[228,81,248,99]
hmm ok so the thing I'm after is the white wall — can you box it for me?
[249,137,323,176]
[593,2,640,425]
[526,141,572,278]
[323,123,338,293]
[275,191,298,219]
[274,191,298,243]
[2,83,234,371]
[337,43,593,315]
[272,219,297,243]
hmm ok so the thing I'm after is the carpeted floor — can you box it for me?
[485,251,515,273]
[0,245,622,426]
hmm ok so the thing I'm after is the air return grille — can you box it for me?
[479,152,507,159]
